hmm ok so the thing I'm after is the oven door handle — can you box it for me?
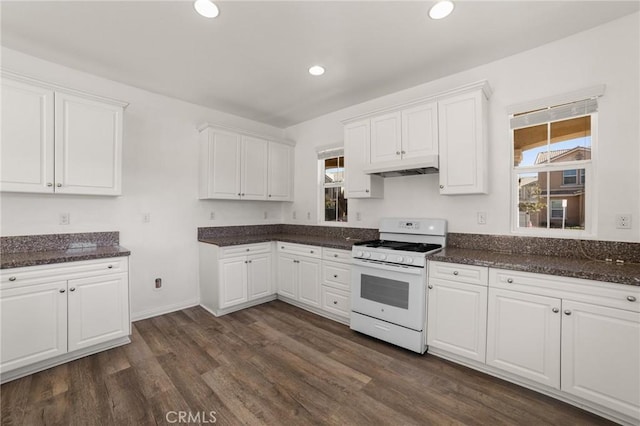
[352,260,424,275]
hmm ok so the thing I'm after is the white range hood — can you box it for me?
[362,155,439,178]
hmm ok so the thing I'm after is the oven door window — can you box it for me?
[360,274,409,309]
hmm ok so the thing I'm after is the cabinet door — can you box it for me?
[486,288,561,388]
[276,254,297,299]
[402,102,438,160]
[202,129,242,199]
[219,257,248,309]
[561,300,640,419]
[67,273,129,351]
[247,253,272,300]
[298,257,321,307]
[1,281,68,372]
[427,279,487,362]
[241,136,268,200]
[54,92,124,195]
[438,90,487,195]
[1,78,55,193]
[370,112,401,164]
[267,142,292,201]
[344,120,383,198]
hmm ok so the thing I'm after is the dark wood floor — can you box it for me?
[1,301,613,426]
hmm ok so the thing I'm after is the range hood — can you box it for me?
[363,155,439,178]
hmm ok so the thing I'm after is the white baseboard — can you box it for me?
[131,298,199,322]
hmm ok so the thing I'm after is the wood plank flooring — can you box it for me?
[1,301,614,425]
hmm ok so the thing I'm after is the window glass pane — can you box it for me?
[324,186,347,222]
[549,116,591,161]
[563,169,577,185]
[517,172,547,229]
[514,123,547,167]
[324,156,344,183]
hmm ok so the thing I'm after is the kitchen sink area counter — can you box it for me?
[1,232,131,269]
[431,233,640,286]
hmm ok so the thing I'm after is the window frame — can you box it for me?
[318,154,348,226]
[510,111,597,238]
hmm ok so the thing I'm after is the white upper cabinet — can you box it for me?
[240,136,268,200]
[1,73,126,196]
[199,125,293,201]
[267,142,293,201]
[370,112,402,164]
[344,120,384,199]
[438,85,489,195]
[402,102,438,160]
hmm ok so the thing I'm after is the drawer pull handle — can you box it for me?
[47,182,53,187]
[107,265,113,269]
[552,307,559,313]
[59,289,66,293]
[453,271,459,276]
[246,248,250,252]
[428,284,433,289]
[334,254,338,257]
[439,185,444,189]
[507,278,513,283]
[8,276,16,282]
[564,310,572,316]
[333,274,338,278]
[627,296,637,302]
[310,250,314,254]
[69,287,76,292]
[333,300,338,305]
[56,183,62,187]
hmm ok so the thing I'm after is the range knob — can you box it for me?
[379,254,387,261]
[396,256,404,263]
[355,251,364,257]
[363,252,371,259]
[405,257,414,264]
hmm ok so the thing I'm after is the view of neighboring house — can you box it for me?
[519,146,590,229]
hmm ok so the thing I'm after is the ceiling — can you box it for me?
[1,1,638,128]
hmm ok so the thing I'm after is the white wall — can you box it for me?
[0,47,287,319]
[285,13,640,243]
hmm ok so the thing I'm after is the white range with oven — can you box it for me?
[350,218,447,353]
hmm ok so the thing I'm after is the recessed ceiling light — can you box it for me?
[309,65,325,76]
[429,0,454,20]
[194,0,219,18]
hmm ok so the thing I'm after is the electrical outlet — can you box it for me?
[59,213,70,225]
[477,212,487,225]
[616,214,632,229]
[356,212,362,221]
[209,211,215,220]
[154,278,162,291]
[263,211,268,219]
[292,211,297,220]
[143,213,151,223]
[307,212,311,220]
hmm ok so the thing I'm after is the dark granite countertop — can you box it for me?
[1,246,131,270]
[199,233,365,251]
[428,248,640,286]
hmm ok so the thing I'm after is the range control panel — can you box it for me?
[399,221,420,230]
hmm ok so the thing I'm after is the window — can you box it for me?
[511,96,598,233]
[319,149,347,223]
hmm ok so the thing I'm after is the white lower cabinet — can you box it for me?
[486,288,561,388]
[320,248,352,321]
[427,262,488,363]
[276,243,321,307]
[199,242,274,316]
[561,300,640,420]
[0,258,130,381]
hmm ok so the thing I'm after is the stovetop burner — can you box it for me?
[354,240,443,253]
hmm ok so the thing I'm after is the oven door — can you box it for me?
[351,259,426,331]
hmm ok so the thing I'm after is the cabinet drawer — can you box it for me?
[277,242,321,258]
[322,248,352,264]
[490,268,640,313]
[1,257,128,288]
[220,242,271,258]
[321,286,350,318]
[322,261,350,291]
[429,261,488,286]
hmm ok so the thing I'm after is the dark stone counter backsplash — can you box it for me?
[1,232,120,254]
[447,233,640,263]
